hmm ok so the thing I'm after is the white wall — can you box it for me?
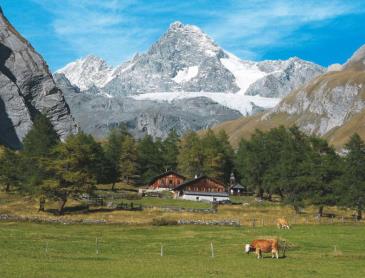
[181,194,229,202]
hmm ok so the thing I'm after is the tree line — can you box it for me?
[0,115,233,214]
[0,115,364,219]
[235,126,365,219]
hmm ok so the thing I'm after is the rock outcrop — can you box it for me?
[55,21,323,139]
[55,73,241,139]
[245,57,324,98]
[210,44,365,149]
[0,8,77,148]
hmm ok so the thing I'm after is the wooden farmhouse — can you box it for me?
[148,170,186,190]
[173,176,229,202]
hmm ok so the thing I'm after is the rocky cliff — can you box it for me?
[210,44,365,149]
[0,8,77,148]
[59,22,324,101]
[56,21,323,139]
[55,73,241,139]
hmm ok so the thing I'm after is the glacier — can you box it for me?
[131,92,280,115]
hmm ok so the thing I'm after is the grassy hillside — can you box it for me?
[0,222,364,277]
[208,112,296,147]
[325,109,365,147]
[210,70,365,149]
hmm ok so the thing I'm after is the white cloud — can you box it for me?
[31,0,365,68]
[32,0,154,66]
[205,0,365,59]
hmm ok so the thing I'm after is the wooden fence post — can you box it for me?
[96,237,99,255]
[160,244,163,257]
[211,242,214,258]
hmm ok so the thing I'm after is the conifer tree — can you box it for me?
[307,137,342,216]
[161,130,180,171]
[119,135,138,184]
[103,128,126,190]
[137,135,163,183]
[0,146,20,192]
[43,133,103,214]
[341,133,365,220]
[216,130,235,183]
[177,131,204,178]
[20,114,60,200]
[22,114,59,157]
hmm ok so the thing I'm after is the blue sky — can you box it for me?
[2,0,365,71]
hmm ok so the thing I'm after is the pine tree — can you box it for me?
[119,135,138,184]
[22,114,59,157]
[216,130,235,183]
[177,131,204,178]
[42,133,103,214]
[307,137,342,217]
[103,128,127,190]
[161,130,180,171]
[0,146,20,192]
[20,114,60,202]
[201,130,223,179]
[137,135,163,183]
[341,133,365,220]
[235,139,250,189]
[276,126,312,213]
[241,129,270,198]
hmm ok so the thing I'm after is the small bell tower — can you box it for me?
[230,172,236,186]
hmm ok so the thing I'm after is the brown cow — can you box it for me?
[245,239,279,259]
[276,218,290,229]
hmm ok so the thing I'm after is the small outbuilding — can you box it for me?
[229,184,245,195]
[228,173,245,195]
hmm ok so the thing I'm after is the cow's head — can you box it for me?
[244,244,251,253]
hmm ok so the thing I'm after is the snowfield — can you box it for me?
[173,66,199,83]
[131,92,280,115]
[220,52,267,93]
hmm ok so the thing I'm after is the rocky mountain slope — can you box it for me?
[210,44,365,149]
[56,22,323,138]
[59,22,324,104]
[0,8,77,149]
[55,73,241,139]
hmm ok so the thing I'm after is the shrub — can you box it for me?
[152,217,178,226]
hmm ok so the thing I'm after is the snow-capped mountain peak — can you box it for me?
[163,21,221,58]
[56,21,324,115]
[57,55,113,90]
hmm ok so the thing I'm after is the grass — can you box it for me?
[0,222,364,277]
[0,192,360,226]
[116,197,211,209]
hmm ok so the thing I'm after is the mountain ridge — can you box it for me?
[209,44,365,149]
[56,22,324,136]
[0,8,77,148]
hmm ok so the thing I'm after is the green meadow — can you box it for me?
[0,223,364,278]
